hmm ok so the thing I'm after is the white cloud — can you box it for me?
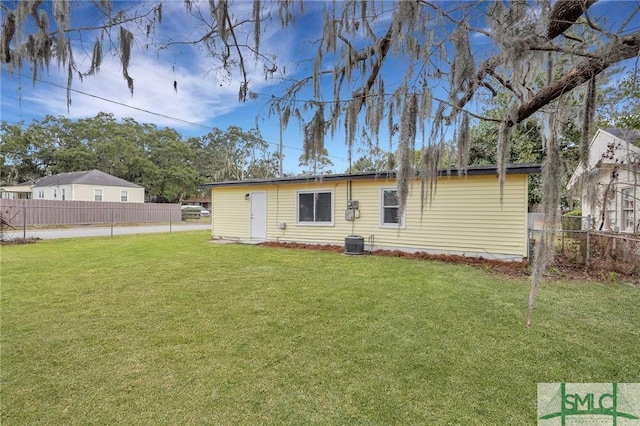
[3,0,302,130]
[17,53,239,128]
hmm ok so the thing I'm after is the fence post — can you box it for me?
[169,207,172,234]
[110,208,114,237]
[22,205,27,242]
[586,214,591,267]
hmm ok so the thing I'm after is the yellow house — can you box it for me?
[207,164,540,261]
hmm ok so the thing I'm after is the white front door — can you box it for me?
[250,192,267,240]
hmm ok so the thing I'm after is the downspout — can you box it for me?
[348,147,354,234]
[348,144,353,201]
[279,115,284,179]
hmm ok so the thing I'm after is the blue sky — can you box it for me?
[1,1,639,175]
[1,1,347,173]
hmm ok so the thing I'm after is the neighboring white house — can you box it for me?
[0,182,33,199]
[568,128,640,233]
[29,169,145,203]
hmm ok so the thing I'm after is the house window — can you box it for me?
[94,189,103,202]
[53,189,57,199]
[61,188,66,200]
[380,188,403,227]
[622,188,635,231]
[297,190,333,225]
[38,190,45,199]
[121,191,128,202]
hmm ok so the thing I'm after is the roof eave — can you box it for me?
[202,164,542,189]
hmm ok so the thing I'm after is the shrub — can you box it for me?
[561,209,583,231]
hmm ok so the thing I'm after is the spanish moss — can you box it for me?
[527,117,561,328]
[397,93,417,218]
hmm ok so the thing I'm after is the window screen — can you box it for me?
[382,189,400,225]
[298,191,333,224]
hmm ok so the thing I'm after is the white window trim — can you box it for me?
[605,191,617,231]
[296,189,334,226]
[621,187,635,231]
[379,187,405,229]
[121,190,128,202]
[94,188,103,202]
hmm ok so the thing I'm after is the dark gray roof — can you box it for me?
[32,170,143,188]
[604,128,640,147]
[1,181,33,188]
[203,163,541,188]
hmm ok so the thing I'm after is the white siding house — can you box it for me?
[568,128,640,233]
[30,170,145,203]
[0,182,33,199]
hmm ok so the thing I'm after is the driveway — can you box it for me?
[3,223,211,240]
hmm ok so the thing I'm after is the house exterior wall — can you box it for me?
[583,166,639,233]
[32,184,144,203]
[212,173,530,260]
[31,184,73,200]
[586,129,639,169]
[573,129,640,233]
[0,185,32,199]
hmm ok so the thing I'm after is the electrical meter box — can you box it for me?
[345,200,360,221]
[345,209,355,221]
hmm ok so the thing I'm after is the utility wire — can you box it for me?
[2,70,350,162]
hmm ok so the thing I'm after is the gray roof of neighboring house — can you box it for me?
[32,170,143,188]
[604,128,640,147]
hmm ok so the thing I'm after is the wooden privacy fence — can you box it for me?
[0,199,181,227]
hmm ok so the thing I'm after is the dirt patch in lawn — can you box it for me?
[260,242,639,285]
[0,237,40,245]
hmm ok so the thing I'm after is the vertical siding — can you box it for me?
[211,174,530,259]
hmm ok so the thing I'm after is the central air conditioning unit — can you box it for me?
[344,235,365,255]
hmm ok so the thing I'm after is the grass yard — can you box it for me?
[1,232,639,424]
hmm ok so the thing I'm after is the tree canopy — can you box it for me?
[3,1,638,196]
[0,114,278,202]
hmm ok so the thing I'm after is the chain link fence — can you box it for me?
[528,214,640,277]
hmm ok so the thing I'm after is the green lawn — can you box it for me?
[1,232,638,425]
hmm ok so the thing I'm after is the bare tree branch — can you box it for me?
[514,32,640,125]
[451,0,599,118]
